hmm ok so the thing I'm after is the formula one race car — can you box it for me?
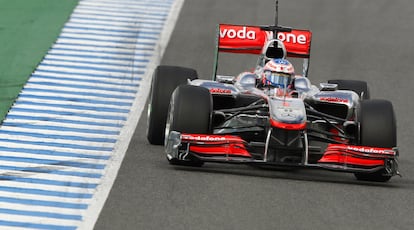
[147,22,399,182]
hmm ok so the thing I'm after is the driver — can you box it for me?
[257,58,295,95]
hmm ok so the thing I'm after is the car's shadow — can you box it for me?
[169,162,406,188]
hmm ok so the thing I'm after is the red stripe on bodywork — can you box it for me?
[181,134,252,157]
[319,144,396,167]
[270,119,306,130]
[189,144,251,157]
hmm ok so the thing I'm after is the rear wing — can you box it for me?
[213,24,312,79]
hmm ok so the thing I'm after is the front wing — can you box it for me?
[166,132,399,176]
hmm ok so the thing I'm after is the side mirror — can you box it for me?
[216,75,236,83]
[320,83,338,91]
[294,77,311,92]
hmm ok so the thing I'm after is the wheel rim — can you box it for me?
[164,102,174,146]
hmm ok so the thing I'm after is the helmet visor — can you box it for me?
[263,71,292,88]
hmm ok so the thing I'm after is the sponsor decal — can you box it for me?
[182,134,245,143]
[219,26,256,40]
[277,32,307,44]
[219,26,309,44]
[276,29,312,58]
[217,24,312,57]
[273,59,291,65]
[319,97,349,103]
[182,134,226,142]
[209,88,232,94]
[347,146,395,155]
[218,25,267,54]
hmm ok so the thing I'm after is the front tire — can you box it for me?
[166,85,213,166]
[354,99,397,182]
[146,65,198,145]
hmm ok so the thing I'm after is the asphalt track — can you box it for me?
[96,0,414,229]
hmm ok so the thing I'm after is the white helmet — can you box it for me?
[261,58,294,88]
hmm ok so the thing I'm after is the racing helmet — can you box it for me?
[261,58,294,88]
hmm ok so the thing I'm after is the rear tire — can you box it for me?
[146,65,198,145]
[166,85,213,166]
[354,99,396,182]
[328,79,370,99]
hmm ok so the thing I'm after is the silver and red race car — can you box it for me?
[147,22,399,182]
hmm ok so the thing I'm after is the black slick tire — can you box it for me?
[146,65,198,145]
[354,99,397,182]
[166,85,212,166]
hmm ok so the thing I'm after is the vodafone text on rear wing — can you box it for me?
[213,24,312,79]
